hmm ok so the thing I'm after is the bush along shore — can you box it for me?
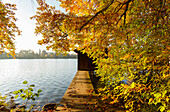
[0,81,42,112]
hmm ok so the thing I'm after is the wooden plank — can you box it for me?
[56,71,101,111]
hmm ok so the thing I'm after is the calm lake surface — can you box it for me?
[0,59,77,110]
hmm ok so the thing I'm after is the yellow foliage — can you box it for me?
[33,0,170,111]
[0,1,21,56]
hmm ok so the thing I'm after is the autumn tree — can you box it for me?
[32,0,169,111]
[0,1,21,56]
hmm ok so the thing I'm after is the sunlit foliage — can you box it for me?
[0,1,21,56]
[33,0,169,111]
[0,81,42,111]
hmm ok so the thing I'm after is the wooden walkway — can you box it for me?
[56,71,101,112]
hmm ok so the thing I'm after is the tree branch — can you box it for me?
[116,3,125,13]
[116,0,132,25]
[79,0,114,31]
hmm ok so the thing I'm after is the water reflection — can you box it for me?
[0,59,77,109]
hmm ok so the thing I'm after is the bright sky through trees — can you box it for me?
[1,0,64,53]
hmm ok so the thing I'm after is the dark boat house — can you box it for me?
[74,50,96,71]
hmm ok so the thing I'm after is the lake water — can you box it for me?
[0,59,77,110]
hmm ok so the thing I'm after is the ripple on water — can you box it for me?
[0,59,77,109]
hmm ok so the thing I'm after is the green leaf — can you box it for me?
[32,98,35,101]
[24,90,29,94]
[28,88,33,91]
[34,93,37,96]
[23,97,26,100]
[29,92,33,96]
[20,94,25,98]
[15,95,19,99]
[26,94,29,97]
[30,84,35,87]
[38,89,42,93]
[19,89,24,93]
[23,81,28,84]
[13,91,18,94]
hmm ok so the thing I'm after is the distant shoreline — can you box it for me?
[0,49,77,59]
[0,57,77,59]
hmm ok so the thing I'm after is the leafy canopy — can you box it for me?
[0,1,21,56]
[1,0,169,111]
[33,0,169,111]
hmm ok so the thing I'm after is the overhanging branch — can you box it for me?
[116,0,132,25]
[79,0,114,31]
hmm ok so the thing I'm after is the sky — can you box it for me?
[2,0,65,53]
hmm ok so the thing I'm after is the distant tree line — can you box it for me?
[0,49,77,59]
